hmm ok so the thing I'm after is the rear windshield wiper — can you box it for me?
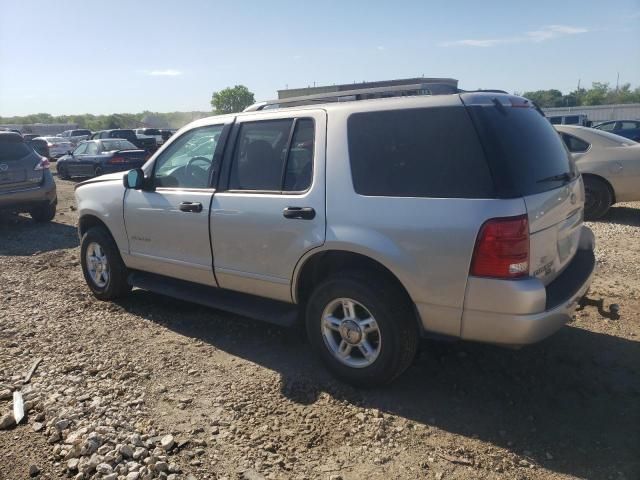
[537,172,573,184]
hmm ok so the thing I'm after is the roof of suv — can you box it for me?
[186,92,530,131]
[0,131,24,143]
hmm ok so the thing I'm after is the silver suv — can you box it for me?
[75,91,595,386]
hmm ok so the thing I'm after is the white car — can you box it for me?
[38,137,75,160]
[135,128,164,147]
[555,125,640,219]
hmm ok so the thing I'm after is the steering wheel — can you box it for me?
[184,156,213,186]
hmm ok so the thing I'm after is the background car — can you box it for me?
[22,133,40,141]
[91,129,156,153]
[135,128,164,147]
[56,138,147,179]
[37,136,75,160]
[593,120,640,142]
[556,125,640,219]
[160,129,177,141]
[58,129,92,145]
[0,131,57,222]
[25,137,50,158]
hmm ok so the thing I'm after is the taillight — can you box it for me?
[34,157,50,170]
[470,215,529,279]
[108,155,127,164]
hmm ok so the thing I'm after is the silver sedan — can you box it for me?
[555,125,640,219]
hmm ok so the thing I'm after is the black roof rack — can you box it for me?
[243,82,460,112]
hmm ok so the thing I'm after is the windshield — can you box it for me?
[101,139,137,151]
[467,105,577,197]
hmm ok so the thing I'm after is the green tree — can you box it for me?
[210,85,255,114]
[522,89,564,108]
[582,82,609,106]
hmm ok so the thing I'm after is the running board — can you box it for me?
[127,271,299,328]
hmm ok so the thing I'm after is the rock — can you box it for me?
[242,469,266,480]
[67,458,80,472]
[328,476,342,480]
[103,474,118,480]
[0,389,12,401]
[130,433,144,446]
[355,412,366,423]
[29,464,40,477]
[126,472,140,480]
[155,461,169,472]
[47,430,61,443]
[32,422,44,432]
[120,444,135,458]
[96,463,113,475]
[55,419,70,431]
[0,413,16,430]
[160,434,175,451]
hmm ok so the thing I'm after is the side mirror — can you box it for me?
[124,168,144,189]
[67,150,73,156]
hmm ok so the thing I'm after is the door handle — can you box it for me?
[179,202,203,213]
[283,207,315,220]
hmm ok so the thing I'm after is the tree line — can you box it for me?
[521,82,640,108]
[3,81,639,129]
[0,111,210,131]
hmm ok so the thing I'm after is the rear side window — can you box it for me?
[561,133,590,153]
[347,107,494,198]
[229,118,314,192]
[466,106,576,197]
[0,142,32,161]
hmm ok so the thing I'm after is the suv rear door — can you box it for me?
[464,95,583,285]
[0,138,43,194]
[211,109,326,302]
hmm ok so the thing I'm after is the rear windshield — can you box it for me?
[142,129,161,136]
[112,130,136,141]
[71,130,91,136]
[0,142,33,161]
[466,106,576,197]
[101,139,137,151]
[347,107,494,198]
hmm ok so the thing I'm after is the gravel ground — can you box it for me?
[1,171,638,480]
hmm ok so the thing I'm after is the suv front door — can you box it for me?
[211,110,326,302]
[123,123,229,286]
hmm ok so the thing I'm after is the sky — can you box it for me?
[0,0,639,116]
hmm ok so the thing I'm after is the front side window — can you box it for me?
[561,133,590,153]
[86,143,99,155]
[73,143,88,155]
[596,122,616,132]
[620,121,639,130]
[153,125,224,188]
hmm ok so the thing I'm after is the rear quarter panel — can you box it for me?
[322,102,527,337]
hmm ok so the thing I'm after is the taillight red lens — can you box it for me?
[34,157,50,170]
[108,155,126,164]
[470,215,529,279]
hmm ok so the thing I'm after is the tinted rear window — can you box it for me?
[71,130,91,136]
[466,106,576,197]
[347,107,494,198]
[112,130,136,141]
[0,142,33,161]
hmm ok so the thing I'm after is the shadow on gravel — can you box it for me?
[596,206,640,227]
[118,290,640,479]
[0,214,78,255]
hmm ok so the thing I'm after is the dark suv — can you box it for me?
[0,132,57,222]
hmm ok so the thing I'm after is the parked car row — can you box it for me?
[57,139,148,179]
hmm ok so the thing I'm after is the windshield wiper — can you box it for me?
[537,172,573,184]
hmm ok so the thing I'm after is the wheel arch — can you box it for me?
[293,249,422,332]
[581,173,616,204]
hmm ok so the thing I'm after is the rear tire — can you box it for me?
[306,271,418,387]
[94,166,103,177]
[80,226,132,300]
[30,200,56,223]
[583,176,612,220]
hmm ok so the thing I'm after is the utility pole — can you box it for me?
[616,72,620,92]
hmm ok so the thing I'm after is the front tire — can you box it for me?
[306,271,418,387]
[30,201,56,223]
[80,226,131,300]
[583,176,612,220]
[57,165,70,180]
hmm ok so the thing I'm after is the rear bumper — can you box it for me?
[460,226,596,346]
[0,171,57,212]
